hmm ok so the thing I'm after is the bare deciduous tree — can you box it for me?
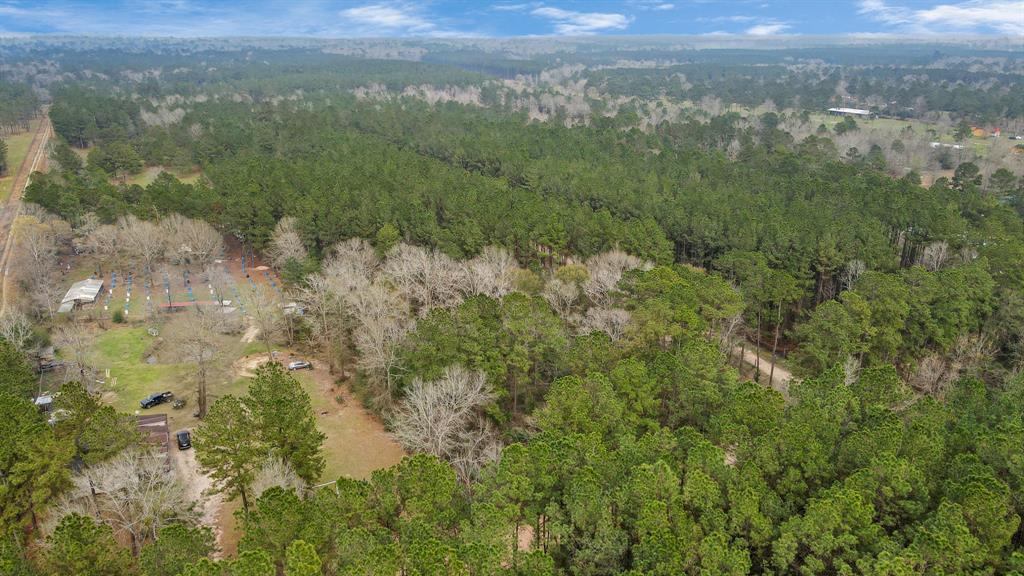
[167,307,227,418]
[347,282,413,397]
[84,223,122,276]
[322,238,378,300]
[840,259,866,292]
[326,238,379,277]
[843,355,862,386]
[245,283,283,356]
[161,214,224,268]
[542,278,578,318]
[910,335,992,396]
[391,366,498,482]
[84,449,198,555]
[251,458,307,498]
[579,307,632,341]
[918,241,949,272]
[292,273,346,371]
[382,243,465,313]
[71,212,101,255]
[582,250,648,306]
[0,309,33,352]
[55,323,95,387]
[117,215,164,278]
[12,215,60,314]
[910,354,951,395]
[463,245,518,299]
[266,217,307,269]
[203,264,233,308]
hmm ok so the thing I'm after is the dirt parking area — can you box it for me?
[170,440,226,554]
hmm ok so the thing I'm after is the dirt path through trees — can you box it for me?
[0,112,51,314]
[733,345,793,397]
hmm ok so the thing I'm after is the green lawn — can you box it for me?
[0,119,40,201]
[90,326,191,413]
[90,325,249,433]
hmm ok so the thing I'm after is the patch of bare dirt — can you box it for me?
[240,323,259,343]
[171,445,225,557]
[734,345,793,397]
[231,353,271,379]
[517,524,534,551]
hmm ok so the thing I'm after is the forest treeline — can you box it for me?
[0,81,40,136]
[27,90,1024,372]
[4,41,1021,122]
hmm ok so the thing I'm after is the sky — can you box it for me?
[0,0,1021,38]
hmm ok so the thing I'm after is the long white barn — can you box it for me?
[58,278,104,313]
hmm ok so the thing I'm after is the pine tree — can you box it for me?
[194,395,265,512]
[44,514,136,576]
[246,363,325,484]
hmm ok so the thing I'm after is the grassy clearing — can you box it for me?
[90,326,191,415]
[91,322,249,431]
[0,118,41,201]
[291,369,406,482]
[124,166,204,187]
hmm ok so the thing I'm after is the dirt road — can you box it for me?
[734,345,794,397]
[0,112,52,314]
[171,445,224,545]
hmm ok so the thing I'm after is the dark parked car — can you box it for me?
[140,391,174,409]
[287,360,313,371]
[176,430,191,450]
[37,360,65,373]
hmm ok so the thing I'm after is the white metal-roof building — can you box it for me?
[828,107,872,117]
[58,278,104,313]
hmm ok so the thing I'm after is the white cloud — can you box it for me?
[341,4,436,32]
[858,0,1024,35]
[531,6,634,35]
[652,3,675,10]
[492,3,533,11]
[745,22,790,35]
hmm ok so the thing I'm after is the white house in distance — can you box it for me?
[828,107,872,117]
[57,278,104,313]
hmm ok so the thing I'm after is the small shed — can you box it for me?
[137,413,171,466]
[34,394,53,412]
[59,278,104,312]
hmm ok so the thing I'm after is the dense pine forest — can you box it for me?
[1,37,1023,575]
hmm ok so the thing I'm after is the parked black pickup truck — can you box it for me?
[140,391,174,409]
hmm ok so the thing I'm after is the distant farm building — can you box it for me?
[58,278,104,313]
[828,107,871,117]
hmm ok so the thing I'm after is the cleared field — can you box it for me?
[125,166,203,187]
[0,118,41,201]
[89,324,249,429]
[294,367,406,482]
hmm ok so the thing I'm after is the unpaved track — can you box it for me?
[171,444,225,555]
[0,112,51,314]
[734,345,793,397]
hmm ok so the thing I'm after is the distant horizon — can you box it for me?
[0,1,1021,39]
